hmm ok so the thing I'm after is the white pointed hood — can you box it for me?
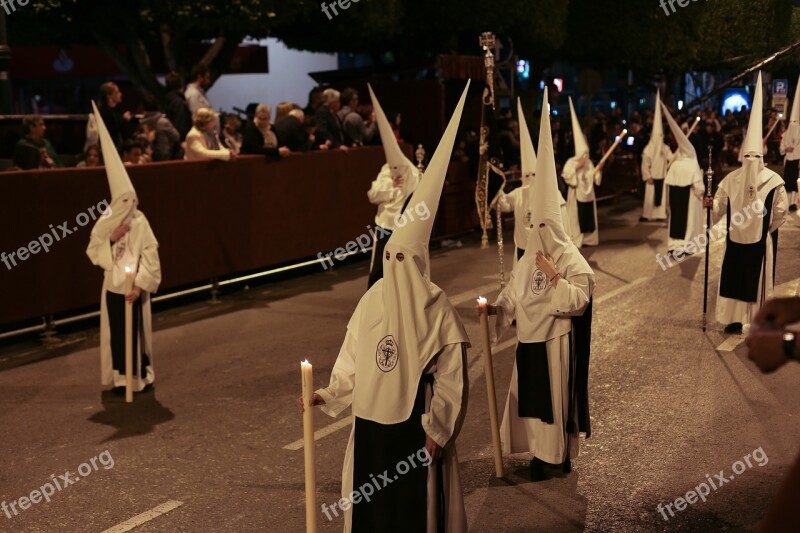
[742,72,764,156]
[644,90,667,175]
[517,98,537,185]
[661,101,696,159]
[512,88,594,343]
[90,100,138,240]
[368,84,415,182]
[790,75,800,126]
[347,82,471,425]
[569,96,589,157]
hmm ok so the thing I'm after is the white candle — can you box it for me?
[301,360,317,532]
[686,116,701,137]
[477,297,504,477]
[593,129,627,176]
[124,266,134,403]
[764,113,784,142]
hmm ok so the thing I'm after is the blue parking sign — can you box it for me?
[773,79,789,95]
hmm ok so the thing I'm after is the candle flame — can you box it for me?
[695,116,701,122]
[621,129,628,136]
[477,296,487,305]
[124,266,132,273]
[301,359,311,367]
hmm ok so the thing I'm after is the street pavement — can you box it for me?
[1,196,799,532]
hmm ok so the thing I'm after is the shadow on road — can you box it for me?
[88,389,175,442]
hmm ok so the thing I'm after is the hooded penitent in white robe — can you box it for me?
[316,82,471,533]
[366,84,421,288]
[562,97,601,247]
[711,73,788,327]
[86,102,161,391]
[494,88,595,467]
[641,91,671,221]
[661,102,705,254]
[779,75,800,207]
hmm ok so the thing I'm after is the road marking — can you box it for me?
[283,416,352,451]
[595,277,649,304]
[101,500,183,533]
[179,306,210,316]
[716,336,745,352]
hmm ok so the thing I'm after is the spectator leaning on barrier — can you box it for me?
[122,140,144,166]
[338,87,377,147]
[140,97,181,161]
[241,104,289,158]
[184,108,234,162]
[275,109,310,152]
[315,88,348,151]
[222,115,243,155]
[14,115,63,168]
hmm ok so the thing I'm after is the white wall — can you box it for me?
[206,38,337,120]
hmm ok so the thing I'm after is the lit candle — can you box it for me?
[477,297,504,477]
[124,266,134,403]
[686,116,702,137]
[301,360,317,532]
[593,129,628,176]
[764,113,784,142]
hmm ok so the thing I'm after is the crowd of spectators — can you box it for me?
[6,73,388,171]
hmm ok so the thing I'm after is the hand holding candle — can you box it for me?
[685,116,701,138]
[593,129,627,176]
[301,360,318,533]
[477,297,504,477]
[124,266,134,403]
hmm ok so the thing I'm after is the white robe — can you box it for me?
[641,143,671,221]
[666,156,705,253]
[317,332,468,533]
[497,185,530,266]
[562,158,602,247]
[86,211,161,390]
[494,267,593,464]
[711,172,787,326]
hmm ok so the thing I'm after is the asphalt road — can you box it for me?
[1,196,799,533]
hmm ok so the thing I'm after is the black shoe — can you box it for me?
[140,383,155,393]
[724,322,743,334]
[639,217,648,222]
[530,457,547,481]
[562,457,572,474]
[790,205,798,212]
[110,386,126,396]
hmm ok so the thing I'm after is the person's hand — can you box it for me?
[298,393,325,414]
[745,330,790,373]
[111,223,130,243]
[476,302,497,317]
[123,111,132,121]
[392,175,405,188]
[647,178,654,186]
[753,298,800,328]
[338,145,349,152]
[787,146,794,153]
[425,433,443,462]
[125,286,141,304]
[228,151,237,161]
[576,158,587,170]
[279,146,291,157]
[703,197,714,208]
[535,250,558,278]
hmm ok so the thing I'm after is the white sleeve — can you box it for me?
[562,160,578,187]
[691,170,705,198]
[641,150,653,181]
[711,185,728,226]
[771,185,788,233]
[550,272,593,317]
[135,223,161,294]
[493,268,517,341]
[592,164,602,187]
[422,343,467,447]
[316,331,357,418]
[497,191,513,213]
[367,168,398,205]
[86,229,114,272]
[187,134,231,161]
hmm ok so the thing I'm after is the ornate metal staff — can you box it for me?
[703,146,714,332]
[475,32,507,288]
[415,144,426,175]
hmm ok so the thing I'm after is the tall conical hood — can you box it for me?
[387,81,470,275]
[524,87,569,259]
[569,96,589,157]
[92,101,135,201]
[651,90,664,141]
[790,74,800,125]
[660,101,695,158]
[517,98,537,182]
[742,72,764,156]
[368,84,411,173]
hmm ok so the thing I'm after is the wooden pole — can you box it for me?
[124,267,133,403]
[477,297,504,477]
[301,360,317,533]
